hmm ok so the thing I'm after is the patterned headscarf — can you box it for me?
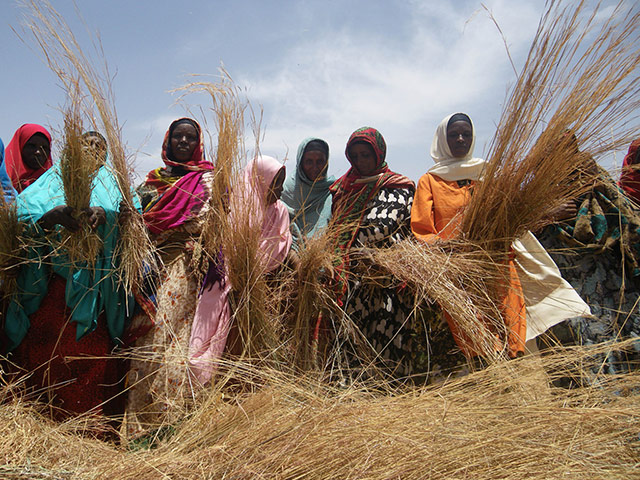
[4,124,53,193]
[141,117,214,234]
[619,139,640,204]
[330,127,413,239]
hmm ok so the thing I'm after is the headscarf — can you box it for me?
[4,124,53,193]
[141,118,214,235]
[281,137,334,246]
[4,163,134,351]
[237,155,292,272]
[428,113,486,182]
[619,139,640,204]
[0,138,18,202]
[330,127,414,233]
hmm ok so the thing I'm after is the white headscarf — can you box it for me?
[428,113,486,182]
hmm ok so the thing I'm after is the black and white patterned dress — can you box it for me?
[341,186,428,378]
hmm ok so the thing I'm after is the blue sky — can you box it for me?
[0,0,631,183]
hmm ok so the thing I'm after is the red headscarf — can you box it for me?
[619,139,640,204]
[4,124,53,192]
[142,118,214,234]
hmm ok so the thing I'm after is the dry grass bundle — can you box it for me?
[2,343,639,479]
[174,76,282,362]
[224,195,283,362]
[373,239,511,360]
[176,74,245,268]
[58,87,102,266]
[286,231,341,371]
[0,199,23,302]
[20,0,154,291]
[462,0,640,252]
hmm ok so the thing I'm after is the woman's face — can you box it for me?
[82,134,108,166]
[170,123,199,163]
[348,142,377,176]
[301,150,328,181]
[446,121,473,158]
[22,133,51,169]
[266,168,286,205]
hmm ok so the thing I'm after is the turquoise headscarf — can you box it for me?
[281,137,334,248]
[4,162,137,351]
[0,138,17,203]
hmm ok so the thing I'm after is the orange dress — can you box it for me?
[411,173,526,358]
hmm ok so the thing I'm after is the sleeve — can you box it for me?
[411,174,439,243]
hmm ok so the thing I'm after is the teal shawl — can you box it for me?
[281,137,334,248]
[5,163,135,351]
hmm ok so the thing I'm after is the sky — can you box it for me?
[0,0,635,183]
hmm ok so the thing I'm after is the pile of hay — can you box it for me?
[2,344,639,479]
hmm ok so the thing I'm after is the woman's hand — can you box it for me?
[549,201,578,222]
[84,207,106,230]
[39,205,81,232]
[118,200,134,227]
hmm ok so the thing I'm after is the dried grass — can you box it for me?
[373,239,509,360]
[57,85,102,266]
[175,76,283,362]
[20,0,154,292]
[2,343,640,479]
[462,0,640,252]
[0,200,23,302]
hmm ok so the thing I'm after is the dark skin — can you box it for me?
[22,133,51,169]
[166,123,199,176]
[266,168,286,205]
[446,121,473,158]
[39,206,106,232]
[348,142,377,176]
[301,150,328,182]
[82,133,108,167]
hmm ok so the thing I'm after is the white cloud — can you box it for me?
[233,0,543,181]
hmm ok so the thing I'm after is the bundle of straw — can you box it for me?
[373,239,508,360]
[286,231,341,371]
[174,74,245,277]
[175,76,283,362]
[21,0,154,292]
[58,90,102,266]
[0,199,23,302]
[461,0,640,253]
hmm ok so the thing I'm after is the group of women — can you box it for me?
[1,113,639,439]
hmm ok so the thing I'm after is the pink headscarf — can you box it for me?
[4,124,53,192]
[239,155,292,272]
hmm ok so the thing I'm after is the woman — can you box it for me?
[4,131,130,420]
[329,127,418,377]
[189,155,292,384]
[4,124,53,193]
[537,135,640,378]
[618,139,640,204]
[411,113,527,361]
[281,138,334,248]
[124,117,215,438]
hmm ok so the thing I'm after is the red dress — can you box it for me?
[10,274,125,420]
